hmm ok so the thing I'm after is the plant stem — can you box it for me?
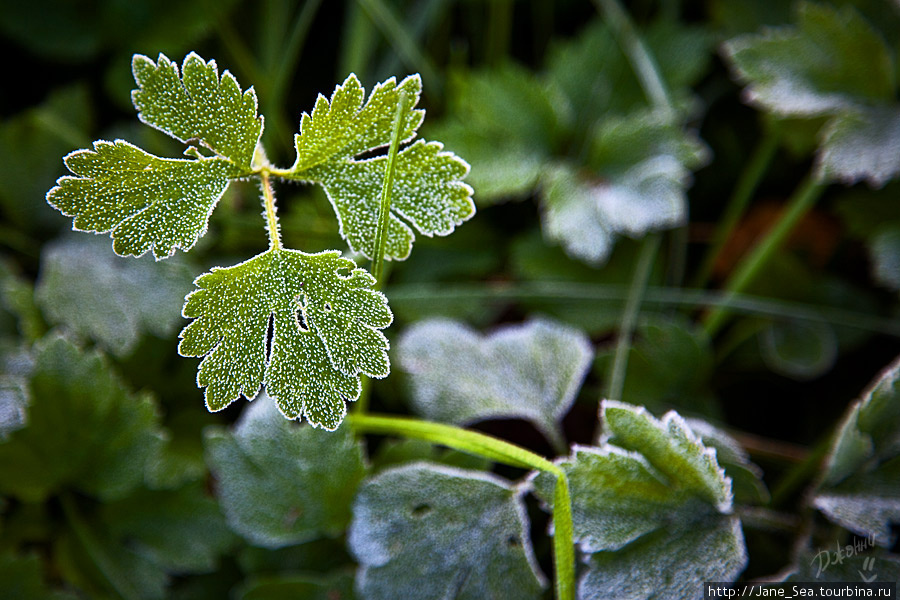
[703,175,826,337]
[694,126,782,289]
[371,89,407,287]
[486,0,513,66]
[593,0,673,116]
[60,493,141,600]
[602,234,660,419]
[347,413,575,600]
[260,170,281,250]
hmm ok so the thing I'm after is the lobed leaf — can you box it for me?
[131,52,263,170]
[532,402,745,598]
[289,74,474,260]
[179,247,391,429]
[35,235,193,356]
[817,106,900,187]
[348,462,546,600]
[397,317,592,450]
[0,334,163,502]
[722,2,895,117]
[204,395,366,548]
[814,355,900,546]
[47,140,239,259]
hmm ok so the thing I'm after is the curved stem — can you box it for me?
[260,170,281,250]
[703,175,826,337]
[347,413,575,600]
[371,89,407,287]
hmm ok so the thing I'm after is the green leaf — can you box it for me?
[288,74,474,260]
[131,52,263,170]
[723,2,900,187]
[0,552,77,600]
[723,2,896,117]
[179,247,391,429]
[532,402,745,598]
[47,52,262,259]
[47,140,240,259]
[814,355,900,546]
[204,394,366,548]
[348,463,546,600]
[870,225,900,291]
[758,319,838,381]
[0,334,162,502]
[818,106,900,186]
[396,317,592,450]
[0,259,44,344]
[685,419,769,505]
[35,235,194,356]
[0,376,28,440]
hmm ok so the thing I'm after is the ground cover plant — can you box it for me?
[1,0,899,598]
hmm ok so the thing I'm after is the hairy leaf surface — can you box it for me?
[349,463,545,600]
[532,402,745,598]
[179,248,391,429]
[814,355,900,546]
[204,395,366,548]
[132,52,263,169]
[35,235,193,356]
[47,52,262,259]
[289,74,474,260]
[0,335,162,502]
[397,317,592,449]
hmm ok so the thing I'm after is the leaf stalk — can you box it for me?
[371,89,407,287]
[260,170,281,250]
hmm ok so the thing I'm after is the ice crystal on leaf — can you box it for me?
[288,74,475,260]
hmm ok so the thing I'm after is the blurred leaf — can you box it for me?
[204,395,366,548]
[145,410,209,490]
[870,226,900,292]
[397,317,592,450]
[348,462,545,600]
[723,2,900,186]
[709,0,793,37]
[0,260,44,343]
[235,570,355,600]
[758,319,838,381]
[0,377,28,441]
[532,402,745,598]
[0,334,162,502]
[0,85,92,234]
[288,73,474,259]
[596,318,718,417]
[814,355,900,546]
[782,546,900,582]
[0,552,77,600]
[35,235,194,357]
[180,248,391,429]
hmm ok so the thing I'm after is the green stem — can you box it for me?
[347,414,575,600]
[60,493,141,600]
[603,234,660,412]
[703,175,826,337]
[371,89,407,287]
[486,0,513,66]
[385,282,900,337]
[769,433,833,508]
[260,171,281,250]
[593,0,673,116]
[694,126,782,289]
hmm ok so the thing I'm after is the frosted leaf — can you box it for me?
[0,334,162,502]
[348,462,546,600]
[686,418,769,505]
[870,226,900,291]
[397,317,592,450]
[722,2,895,117]
[204,394,366,548]
[289,74,474,260]
[723,3,900,187]
[178,247,392,429]
[131,52,263,170]
[814,355,900,546]
[531,403,745,599]
[35,235,193,356]
[47,140,239,259]
[0,377,28,440]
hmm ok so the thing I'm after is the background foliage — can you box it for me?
[1,0,899,598]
